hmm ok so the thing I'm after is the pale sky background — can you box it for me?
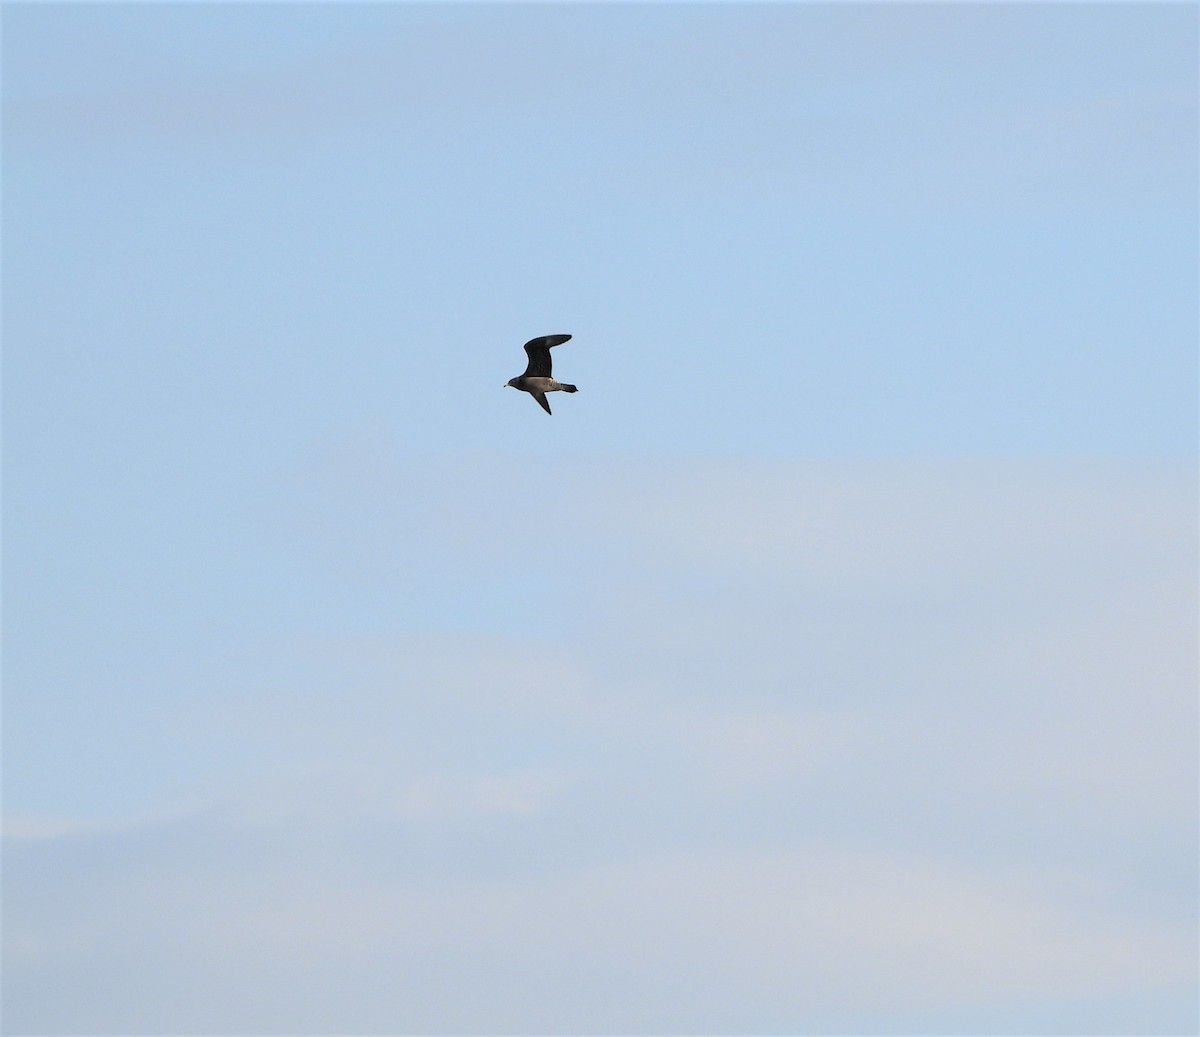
[2,3,1197,1034]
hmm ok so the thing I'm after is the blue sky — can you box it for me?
[3,3,1197,1034]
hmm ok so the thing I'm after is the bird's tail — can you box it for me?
[561,384,578,393]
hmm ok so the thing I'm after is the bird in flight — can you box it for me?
[505,334,578,415]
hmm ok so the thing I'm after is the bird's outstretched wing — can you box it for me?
[522,334,572,377]
[531,391,552,415]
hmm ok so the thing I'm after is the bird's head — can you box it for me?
[504,378,519,389]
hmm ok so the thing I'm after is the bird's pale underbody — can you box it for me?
[505,334,577,415]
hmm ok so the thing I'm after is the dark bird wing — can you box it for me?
[522,334,572,377]
[531,390,553,415]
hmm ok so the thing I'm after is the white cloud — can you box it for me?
[5,458,1195,1033]
[5,828,1193,1034]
